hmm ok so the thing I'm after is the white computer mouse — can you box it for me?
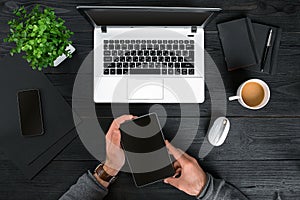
[207,117,230,146]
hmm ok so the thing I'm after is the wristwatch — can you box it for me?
[94,163,117,184]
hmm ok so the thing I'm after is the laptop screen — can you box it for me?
[78,7,219,27]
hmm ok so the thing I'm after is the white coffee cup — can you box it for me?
[228,79,270,110]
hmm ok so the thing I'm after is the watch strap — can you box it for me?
[94,163,117,184]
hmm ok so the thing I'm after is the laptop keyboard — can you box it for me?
[102,40,195,75]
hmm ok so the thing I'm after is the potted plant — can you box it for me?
[3,5,74,70]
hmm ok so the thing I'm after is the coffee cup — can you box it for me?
[229,79,270,110]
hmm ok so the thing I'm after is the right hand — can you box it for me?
[164,140,208,197]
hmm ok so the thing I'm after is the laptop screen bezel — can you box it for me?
[76,6,221,28]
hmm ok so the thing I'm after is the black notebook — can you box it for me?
[218,18,282,74]
[217,18,258,71]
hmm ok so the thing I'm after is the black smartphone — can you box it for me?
[120,113,175,187]
[17,89,44,137]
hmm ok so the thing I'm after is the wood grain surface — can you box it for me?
[0,0,299,199]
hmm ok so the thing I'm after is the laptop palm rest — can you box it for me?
[127,78,164,100]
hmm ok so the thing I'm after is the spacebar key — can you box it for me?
[130,69,160,74]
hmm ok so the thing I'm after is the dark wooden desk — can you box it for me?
[0,1,299,199]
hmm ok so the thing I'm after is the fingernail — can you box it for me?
[164,179,168,184]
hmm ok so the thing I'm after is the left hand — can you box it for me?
[104,115,135,176]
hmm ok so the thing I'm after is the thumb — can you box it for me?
[164,177,179,188]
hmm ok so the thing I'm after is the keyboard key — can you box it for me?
[118,50,123,56]
[120,40,124,44]
[152,40,157,43]
[168,63,174,68]
[142,63,148,68]
[104,44,108,50]
[150,51,156,56]
[134,44,140,49]
[162,69,167,74]
[188,69,194,75]
[147,44,153,49]
[131,51,137,56]
[162,63,168,68]
[130,69,160,74]
[138,51,143,56]
[171,57,177,62]
[163,51,169,56]
[128,44,134,49]
[178,57,183,62]
[104,40,109,44]
[158,56,164,62]
[179,40,184,44]
[154,44,159,50]
[152,56,158,62]
[115,44,121,49]
[126,57,132,62]
[158,40,162,44]
[104,51,111,56]
[184,56,194,62]
[179,44,185,49]
[110,69,115,74]
[147,40,151,43]
[189,51,194,57]
[186,44,194,50]
[114,40,119,43]
[181,63,194,68]
[168,69,174,74]
[109,44,114,49]
[141,44,146,49]
[117,63,122,68]
[173,45,178,50]
[117,69,122,74]
[170,51,175,56]
[121,45,127,50]
[113,57,119,62]
[168,40,173,44]
[164,57,170,62]
[123,69,129,74]
[136,40,141,44]
[175,63,180,68]
[104,57,112,62]
[144,51,150,56]
[176,50,181,56]
[163,40,167,44]
[146,56,151,62]
[190,40,194,44]
[130,63,135,68]
[184,40,189,44]
[120,57,125,62]
[125,51,131,56]
[160,44,166,49]
[149,63,155,68]
[182,69,187,75]
[166,44,172,49]
[133,56,138,62]
[157,50,162,56]
[174,40,178,44]
[175,69,181,75]
[142,40,146,43]
[182,50,188,56]
[136,63,142,68]
[104,69,109,75]
[139,57,145,62]
[109,40,114,43]
[112,50,118,56]
[155,63,161,68]
[123,63,129,68]
[125,40,130,43]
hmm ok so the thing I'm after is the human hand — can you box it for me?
[164,140,207,197]
[104,115,135,176]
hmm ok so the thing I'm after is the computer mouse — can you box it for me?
[207,117,230,146]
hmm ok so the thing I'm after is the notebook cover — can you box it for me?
[0,55,80,178]
[217,18,258,71]
[249,23,282,74]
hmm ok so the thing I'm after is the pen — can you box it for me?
[260,29,273,72]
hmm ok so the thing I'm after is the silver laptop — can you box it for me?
[77,6,221,103]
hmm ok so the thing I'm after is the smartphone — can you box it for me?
[120,113,175,187]
[17,89,44,137]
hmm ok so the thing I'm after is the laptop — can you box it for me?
[77,6,221,103]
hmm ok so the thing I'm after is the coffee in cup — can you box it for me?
[229,79,270,110]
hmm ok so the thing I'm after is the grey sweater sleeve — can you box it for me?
[197,173,248,200]
[59,171,108,200]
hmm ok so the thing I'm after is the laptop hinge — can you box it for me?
[101,26,107,33]
[191,26,197,33]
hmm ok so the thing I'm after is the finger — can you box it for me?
[173,168,181,178]
[114,115,134,127]
[111,130,121,145]
[165,140,187,164]
[173,161,181,169]
[164,177,179,188]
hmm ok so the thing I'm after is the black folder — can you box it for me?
[0,55,80,178]
[217,18,282,74]
[217,18,258,71]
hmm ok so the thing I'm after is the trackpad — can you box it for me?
[127,78,164,100]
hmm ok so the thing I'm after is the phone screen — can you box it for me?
[17,89,44,136]
[120,113,174,187]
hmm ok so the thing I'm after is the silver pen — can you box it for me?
[260,28,273,72]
